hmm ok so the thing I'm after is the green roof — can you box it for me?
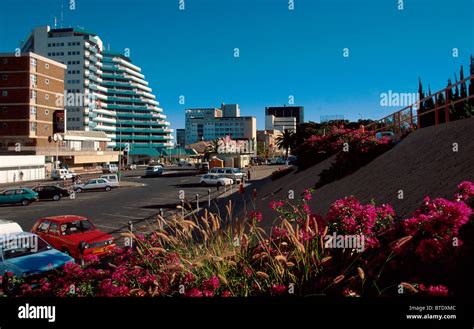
[128,147,164,157]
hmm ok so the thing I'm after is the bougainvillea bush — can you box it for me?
[315,130,392,188]
[3,181,472,298]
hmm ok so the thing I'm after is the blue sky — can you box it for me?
[0,0,472,131]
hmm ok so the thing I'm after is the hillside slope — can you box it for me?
[253,117,474,225]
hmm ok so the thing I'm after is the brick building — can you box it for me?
[0,52,66,151]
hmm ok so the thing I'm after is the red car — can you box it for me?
[31,215,115,260]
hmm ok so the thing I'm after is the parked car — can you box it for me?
[269,157,287,165]
[0,188,38,206]
[51,169,76,180]
[196,162,210,174]
[31,215,115,260]
[287,155,298,165]
[178,160,192,167]
[32,185,71,201]
[102,164,119,173]
[200,174,233,186]
[125,164,137,170]
[0,220,23,235]
[73,178,114,193]
[375,131,395,142]
[209,167,244,184]
[99,174,120,188]
[0,232,74,293]
[145,165,163,177]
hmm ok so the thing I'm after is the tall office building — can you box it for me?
[265,105,304,131]
[21,26,173,158]
[185,104,256,145]
[176,129,186,147]
[0,52,65,150]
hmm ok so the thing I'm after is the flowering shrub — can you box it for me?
[316,130,392,188]
[2,182,472,298]
[271,166,294,180]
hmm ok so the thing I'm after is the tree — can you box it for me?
[275,129,295,158]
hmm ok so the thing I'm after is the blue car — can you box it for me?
[0,232,74,293]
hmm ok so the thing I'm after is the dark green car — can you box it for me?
[0,188,39,206]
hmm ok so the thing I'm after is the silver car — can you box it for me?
[73,178,114,192]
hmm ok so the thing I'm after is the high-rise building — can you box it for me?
[21,26,174,159]
[21,26,105,131]
[265,105,304,131]
[176,129,186,147]
[185,104,256,145]
[0,52,65,150]
[99,51,173,154]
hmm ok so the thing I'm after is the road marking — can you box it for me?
[180,178,191,183]
[101,213,144,220]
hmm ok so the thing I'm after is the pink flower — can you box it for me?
[269,200,285,210]
[271,284,286,295]
[419,284,449,297]
[303,189,312,201]
[455,181,474,201]
[186,288,203,297]
[202,275,220,291]
[221,290,232,297]
[249,210,262,222]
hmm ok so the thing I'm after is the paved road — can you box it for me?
[0,165,277,244]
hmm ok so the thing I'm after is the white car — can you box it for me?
[51,169,76,180]
[200,174,233,186]
[99,174,120,187]
[102,164,119,173]
[73,178,114,193]
[0,219,23,235]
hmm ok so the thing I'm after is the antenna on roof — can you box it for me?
[54,16,57,29]
[60,2,64,28]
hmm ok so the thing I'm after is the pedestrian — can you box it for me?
[19,171,24,181]
[72,175,76,184]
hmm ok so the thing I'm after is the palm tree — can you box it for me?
[275,129,295,158]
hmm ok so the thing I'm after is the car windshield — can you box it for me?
[60,220,95,235]
[2,236,51,259]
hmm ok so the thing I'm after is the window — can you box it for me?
[45,94,49,100]
[1,107,7,112]
[1,58,7,64]
[49,222,59,235]
[1,74,7,80]
[30,74,36,86]
[45,63,49,69]
[1,91,7,97]
[30,107,37,115]
[30,122,37,132]
[30,58,37,66]
[36,221,51,233]
[45,109,49,115]
[30,90,37,100]
[2,123,7,128]
[45,78,49,84]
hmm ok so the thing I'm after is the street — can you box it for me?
[0,165,277,244]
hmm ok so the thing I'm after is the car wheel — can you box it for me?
[76,188,82,193]
[53,194,61,201]
[201,181,207,186]
[105,186,111,192]
[217,182,223,187]
[21,199,31,206]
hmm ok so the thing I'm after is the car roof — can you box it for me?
[39,215,88,223]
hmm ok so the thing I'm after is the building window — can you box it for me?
[30,58,37,67]
[30,122,37,132]
[1,74,7,80]
[1,107,7,112]
[45,63,49,69]
[45,109,49,115]
[30,90,37,100]
[45,78,49,85]
[2,58,8,64]
[45,94,49,100]
[1,91,7,97]
[30,74,36,87]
